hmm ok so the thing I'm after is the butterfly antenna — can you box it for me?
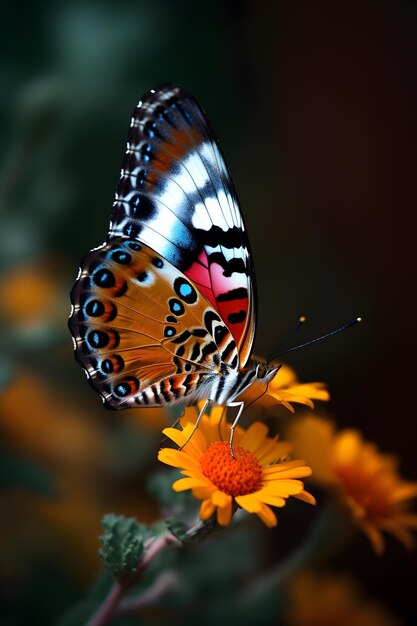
[266,316,307,364]
[274,317,363,358]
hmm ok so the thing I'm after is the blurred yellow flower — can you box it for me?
[0,370,160,583]
[0,260,66,329]
[158,405,315,528]
[240,363,329,413]
[285,570,402,626]
[289,416,417,554]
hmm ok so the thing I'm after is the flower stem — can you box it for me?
[116,571,179,616]
[87,582,125,626]
[87,519,219,626]
[87,533,180,626]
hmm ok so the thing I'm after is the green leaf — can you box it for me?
[98,514,146,581]
[166,518,188,544]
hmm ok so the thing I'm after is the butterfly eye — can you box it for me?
[256,363,267,379]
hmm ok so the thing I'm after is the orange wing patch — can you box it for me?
[69,238,239,408]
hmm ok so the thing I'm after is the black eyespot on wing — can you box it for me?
[93,268,115,288]
[214,325,228,344]
[137,271,148,283]
[114,376,140,398]
[82,299,117,323]
[164,326,176,337]
[169,298,185,316]
[100,354,124,375]
[131,194,156,220]
[152,256,164,268]
[85,300,105,317]
[127,241,142,251]
[173,277,197,304]
[87,330,109,349]
[123,222,142,238]
[111,250,132,265]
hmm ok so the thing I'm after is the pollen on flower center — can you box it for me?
[200,441,263,497]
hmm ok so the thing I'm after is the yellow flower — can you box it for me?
[240,363,329,413]
[285,570,402,626]
[289,416,417,554]
[158,405,315,527]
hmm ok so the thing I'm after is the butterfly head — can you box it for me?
[255,361,281,383]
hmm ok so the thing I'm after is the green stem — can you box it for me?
[87,519,219,626]
[87,533,179,626]
[116,571,179,617]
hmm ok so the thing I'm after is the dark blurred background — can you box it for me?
[1,1,416,624]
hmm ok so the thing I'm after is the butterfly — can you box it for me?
[69,85,279,436]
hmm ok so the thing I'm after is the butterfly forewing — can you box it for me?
[109,85,256,366]
[69,238,240,409]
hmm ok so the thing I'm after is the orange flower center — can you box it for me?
[200,441,263,497]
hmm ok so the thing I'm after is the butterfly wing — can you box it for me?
[69,238,240,409]
[109,85,256,366]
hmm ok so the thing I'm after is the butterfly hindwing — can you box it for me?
[109,85,256,366]
[69,238,240,409]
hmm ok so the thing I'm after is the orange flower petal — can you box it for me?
[200,498,216,520]
[172,477,208,492]
[239,422,269,453]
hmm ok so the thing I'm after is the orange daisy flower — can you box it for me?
[158,405,315,528]
[285,570,402,626]
[241,363,329,413]
[289,416,417,553]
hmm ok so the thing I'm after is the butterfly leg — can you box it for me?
[179,398,211,450]
[227,401,245,458]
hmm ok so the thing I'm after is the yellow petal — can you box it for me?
[235,492,263,512]
[200,498,216,520]
[255,492,287,508]
[294,490,316,505]
[212,489,232,509]
[263,466,312,480]
[391,483,417,503]
[258,442,293,466]
[275,390,314,409]
[256,502,278,527]
[283,383,330,401]
[237,492,278,526]
[179,423,209,457]
[157,448,200,472]
[192,485,215,499]
[172,477,208,492]
[263,460,308,474]
[161,427,187,448]
[361,522,385,555]
[216,498,233,526]
[239,422,269,453]
[260,479,305,497]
